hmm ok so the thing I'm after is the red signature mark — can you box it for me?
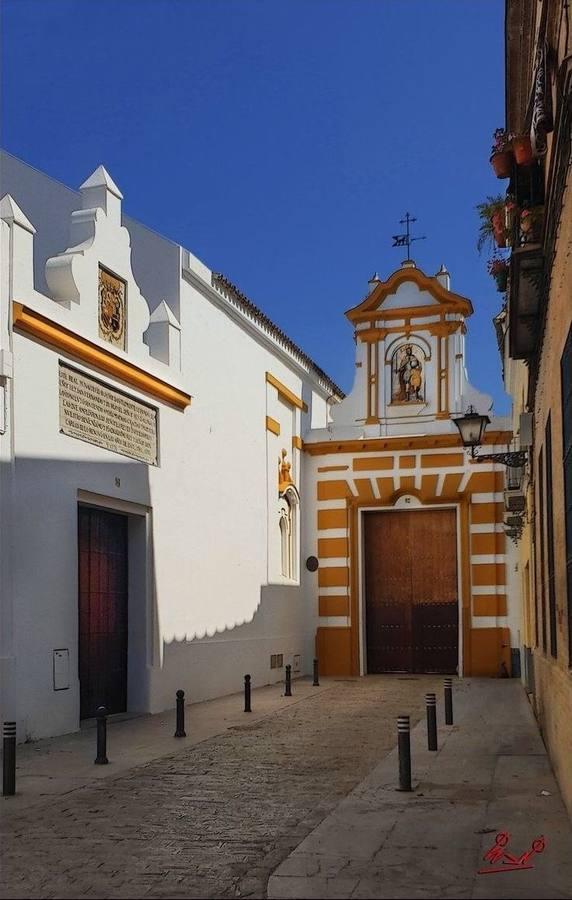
[477,831,546,874]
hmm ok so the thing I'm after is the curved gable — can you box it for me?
[346,264,473,323]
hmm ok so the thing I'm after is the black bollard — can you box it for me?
[444,678,454,725]
[94,706,109,765]
[2,721,16,797]
[397,715,412,791]
[313,658,320,687]
[284,664,292,697]
[244,674,252,713]
[426,693,438,751]
[174,689,186,737]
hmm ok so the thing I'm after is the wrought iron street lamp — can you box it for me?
[451,406,489,457]
[452,405,528,468]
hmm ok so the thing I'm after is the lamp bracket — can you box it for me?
[471,449,528,468]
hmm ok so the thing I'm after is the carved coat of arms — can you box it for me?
[98,266,126,348]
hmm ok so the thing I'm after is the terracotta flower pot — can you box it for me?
[494,269,508,292]
[490,150,512,178]
[492,211,507,248]
[512,135,533,166]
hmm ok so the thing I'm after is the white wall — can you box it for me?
[0,158,336,739]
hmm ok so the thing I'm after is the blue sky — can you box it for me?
[1,0,508,411]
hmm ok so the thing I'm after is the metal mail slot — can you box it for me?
[53,649,70,691]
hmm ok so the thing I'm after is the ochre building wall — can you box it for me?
[531,196,572,817]
[306,434,512,677]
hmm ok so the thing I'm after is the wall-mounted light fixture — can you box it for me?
[452,405,528,468]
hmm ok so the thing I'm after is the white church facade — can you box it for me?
[0,152,519,741]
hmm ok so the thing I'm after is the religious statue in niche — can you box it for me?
[98,266,126,349]
[278,448,294,493]
[392,344,424,402]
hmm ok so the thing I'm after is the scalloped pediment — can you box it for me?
[346,264,473,323]
[43,165,152,366]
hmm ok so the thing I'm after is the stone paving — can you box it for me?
[0,675,442,899]
[268,679,572,900]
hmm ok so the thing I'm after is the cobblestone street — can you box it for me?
[0,676,442,899]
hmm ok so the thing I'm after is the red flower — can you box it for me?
[487,257,509,276]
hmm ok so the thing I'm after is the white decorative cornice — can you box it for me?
[45,208,102,304]
[42,166,152,365]
[149,299,181,329]
[79,165,123,199]
[0,195,36,234]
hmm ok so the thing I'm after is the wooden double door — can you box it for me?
[78,507,128,719]
[364,508,458,674]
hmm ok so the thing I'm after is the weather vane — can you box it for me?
[392,212,426,261]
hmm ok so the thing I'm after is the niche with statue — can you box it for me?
[391,343,425,404]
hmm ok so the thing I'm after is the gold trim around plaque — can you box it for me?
[99,265,126,349]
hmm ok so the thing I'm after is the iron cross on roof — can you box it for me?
[392,212,426,261]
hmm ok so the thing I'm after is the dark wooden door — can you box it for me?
[364,509,458,674]
[78,507,128,719]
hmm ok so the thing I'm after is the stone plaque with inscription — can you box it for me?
[59,364,158,465]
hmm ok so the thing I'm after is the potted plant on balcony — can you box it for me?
[490,128,513,178]
[477,195,515,251]
[512,133,534,166]
[519,205,544,243]
[488,256,510,293]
